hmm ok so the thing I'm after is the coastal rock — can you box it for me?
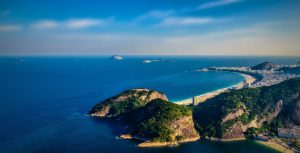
[222,108,245,123]
[222,118,259,139]
[222,99,286,139]
[89,88,168,117]
[259,100,283,124]
[170,115,200,141]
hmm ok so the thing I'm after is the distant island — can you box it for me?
[89,62,300,152]
[142,59,176,64]
[111,55,124,60]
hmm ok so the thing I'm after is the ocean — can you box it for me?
[0,56,298,153]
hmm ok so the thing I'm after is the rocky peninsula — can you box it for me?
[89,89,200,147]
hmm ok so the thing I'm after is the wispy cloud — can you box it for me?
[3,21,300,56]
[132,0,240,27]
[198,0,244,9]
[135,10,175,21]
[31,18,112,30]
[64,19,107,29]
[31,20,59,29]
[0,24,22,32]
[158,17,214,26]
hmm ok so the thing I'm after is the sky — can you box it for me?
[0,0,300,55]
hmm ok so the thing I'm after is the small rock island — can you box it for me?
[89,89,200,147]
[111,55,124,60]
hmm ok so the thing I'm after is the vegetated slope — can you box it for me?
[251,61,276,70]
[123,99,199,143]
[194,77,300,139]
[89,88,167,117]
[89,89,199,146]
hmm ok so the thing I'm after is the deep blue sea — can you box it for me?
[0,56,299,153]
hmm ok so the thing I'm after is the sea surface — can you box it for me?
[0,56,298,153]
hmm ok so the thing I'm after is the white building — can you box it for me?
[278,128,300,139]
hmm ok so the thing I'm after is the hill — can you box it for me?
[194,77,300,139]
[251,61,276,70]
[89,89,199,147]
[279,66,300,75]
[89,89,167,117]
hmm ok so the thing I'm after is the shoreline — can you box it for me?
[119,135,294,152]
[255,139,295,153]
[138,137,200,148]
[119,134,200,148]
[174,73,256,105]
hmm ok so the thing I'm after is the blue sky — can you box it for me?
[0,0,300,55]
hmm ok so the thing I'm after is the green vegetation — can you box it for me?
[90,96,146,117]
[109,97,147,115]
[126,99,192,142]
[194,77,300,138]
[244,127,257,139]
[89,89,162,117]
[244,121,275,139]
[90,89,197,143]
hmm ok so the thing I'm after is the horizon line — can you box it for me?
[0,54,300,57]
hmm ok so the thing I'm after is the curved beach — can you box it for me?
[174,73,256,105]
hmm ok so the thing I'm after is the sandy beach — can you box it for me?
[256,139,295,153]
[175,73,256,105]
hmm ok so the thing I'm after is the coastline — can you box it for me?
[138,137,200,147]
[119,133,295,152]
[255,139,295,153]
[119,134,200,148]
[174,73,256,105]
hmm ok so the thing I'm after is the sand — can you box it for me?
[174,73,256,105]
[256,139,295,153]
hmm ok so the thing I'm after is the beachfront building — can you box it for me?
[278,128,300,139]
[256,135,269,141]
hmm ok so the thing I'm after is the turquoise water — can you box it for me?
[0,56,298,153]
